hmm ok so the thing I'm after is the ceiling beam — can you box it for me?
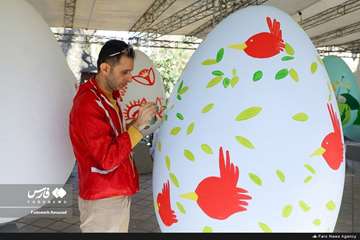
[189,0,269,38]
[332,39,360,48]
[130,37,201,49]
[64,0,77,28]
[54,31,201,50]
[134,0,270,41]
[132,0,217,40]
[300,0,360,31]
[318,48,360,58]
[129,0,177,33]
[331,39,360,53]
[311,20,360,46]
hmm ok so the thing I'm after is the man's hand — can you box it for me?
[133,102,157,130]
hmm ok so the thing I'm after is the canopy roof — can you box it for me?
[27,0,360,53]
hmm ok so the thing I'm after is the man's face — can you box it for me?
[105,56,134,91]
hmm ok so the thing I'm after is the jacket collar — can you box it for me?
[89,76,122,102]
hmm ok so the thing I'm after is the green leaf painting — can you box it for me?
[304,176,313,183]
[165,155,171,171]
[170,127,181,136]
[281,56,294,61]
[258,222,272,232]
[304,164,316,175]
[292,112,309,122]
[212,70,224,76]
[176,113,184,120]
[275,69,289,80]
[202,103,214,113]
[311,62,318,74]
[249,173,262,186]
[282,205,293,218]
[230,76,239,87]
[202,48,224,65]
[236,136,255,149]
[202,59,217,65]
[187,122,195,135]
[299,200,311,212]
[169,172,180,188]
[276,170,285,183]
[201,144,213,155]
[207,76,223,88]
[289,68,299,82]
[223,77,230,88]
[184,149,195,162]
[202,226,213,233]
[178,81,184,92]
[176,202,186,214]
[313,219,321,226]
[253,70,263,81]
[326,200,336,211]
[178,86,189,95]
[216,48,224,63]
[235,107,262,121]
[285,43,295,55]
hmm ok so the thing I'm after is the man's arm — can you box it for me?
[79,101,143,171]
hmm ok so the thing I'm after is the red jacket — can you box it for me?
[69,77,142,200]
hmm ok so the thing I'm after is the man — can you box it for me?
[69,40,157,232]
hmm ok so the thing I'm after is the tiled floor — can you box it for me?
[1,158,359,233]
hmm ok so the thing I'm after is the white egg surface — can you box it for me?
[0,0,75,223]
[120,50,165,136]
[153,6,345,232]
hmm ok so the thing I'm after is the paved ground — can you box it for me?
[1,153,359,233]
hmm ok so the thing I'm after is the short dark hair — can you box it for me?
[97,40,135,72]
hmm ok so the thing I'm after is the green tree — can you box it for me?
[149,48,193,97]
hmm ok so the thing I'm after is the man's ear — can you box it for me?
[99,62,110,75]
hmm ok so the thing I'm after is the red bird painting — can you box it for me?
[132,67,156,86]
[181,147,251,220]
[229,17,285,58]
[157,180,178,226]
[312,103,344,170]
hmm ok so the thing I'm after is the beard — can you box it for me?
[106,73,120,91]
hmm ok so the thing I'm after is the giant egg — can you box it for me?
[120,50,165,136]
[0,0,75,223]
[323,55,360,141]
[153,6,345,232]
